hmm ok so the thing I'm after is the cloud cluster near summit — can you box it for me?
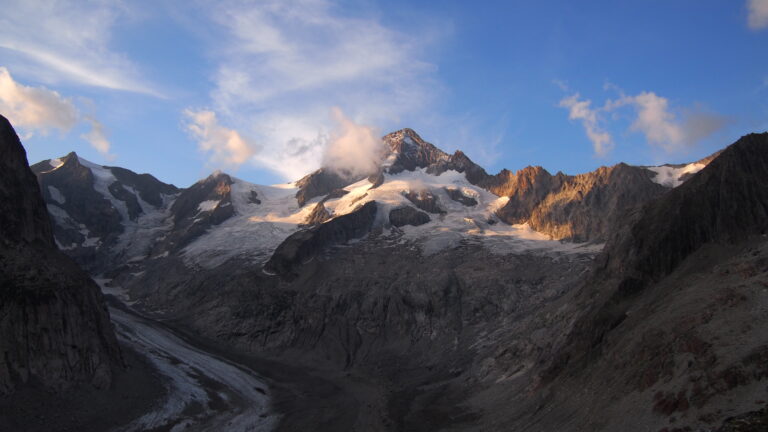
[182,0,437,180]
[748,0,768,30]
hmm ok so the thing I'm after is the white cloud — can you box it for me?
[0,0,160,96]
[630,92,684,150]
[186,0,439,180]
[560,87,726,155]
[184,109,259,169]
[559,93,613,156]
[0,66,78,135]
[0,66,115,156]
[322,107,384,178]
[81,116,113,158]
[748,0,768,29]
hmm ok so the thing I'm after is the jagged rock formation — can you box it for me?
[382,128,669,242]
[0,115,120,395]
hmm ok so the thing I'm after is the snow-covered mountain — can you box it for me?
[31,128,710,277]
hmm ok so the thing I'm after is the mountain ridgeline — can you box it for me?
[23,117,768,432]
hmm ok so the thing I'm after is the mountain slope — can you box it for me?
[0,115,121,394]
[486,132,768,431]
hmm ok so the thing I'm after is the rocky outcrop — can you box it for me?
[444,187,478,206]
[303,202,331,226]
[0,115,120,395]
[264,201,378,278]
[492,166,562,223]
[403,190,445,214]
[295,168,358,207]
[389,206,431,227]
[383,128,451,174]
[158,171,235,252]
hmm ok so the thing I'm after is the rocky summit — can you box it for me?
[6,116,768,431]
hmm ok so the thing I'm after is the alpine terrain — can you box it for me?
[3,116,768,431]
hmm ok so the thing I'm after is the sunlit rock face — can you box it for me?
[0,115,120,395]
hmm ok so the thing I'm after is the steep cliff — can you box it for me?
[0,115,121,395]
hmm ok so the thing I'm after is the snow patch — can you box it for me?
[647,163,705,188]
[197,200,220,213]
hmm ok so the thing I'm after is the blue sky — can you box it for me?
[1,0,767,187]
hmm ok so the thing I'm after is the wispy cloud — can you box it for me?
[184,0,439,180]
[0,67,113,157]
[559,86,726,155]
[559,94,613,156]
[81,117,114,159]
[748,0,768,29]
[0,0,161,96]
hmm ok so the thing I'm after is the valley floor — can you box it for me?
[109,298,394,432]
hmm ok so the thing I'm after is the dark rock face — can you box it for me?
[248,190,261,204]
[403,190,445,214]
[389,206,431,227]
[0,121,55,248]
[0,115,120,395]
[295,168,357,207]
[427,150,492,185]
[31,153,124,254]
[444,187,478,206]
[383,129,451,174]
[599,133,768,290]
[143,172,236,255]
[264,201,378,277]
[505,133,768,431]
[31,153,179,273]
[107,166,179,208]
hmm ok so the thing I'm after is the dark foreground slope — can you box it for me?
[0,115,165,432]
[486,133,768,431]
[0,115,121,394]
